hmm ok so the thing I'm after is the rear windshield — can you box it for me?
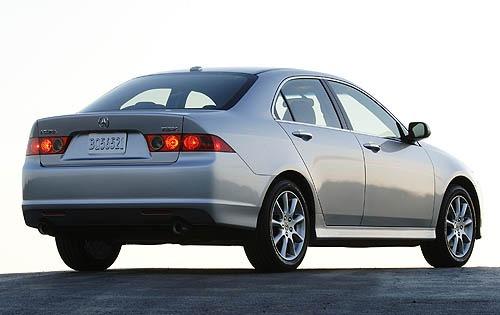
[81,72,257,112]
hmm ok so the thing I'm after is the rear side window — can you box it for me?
[82,72,257,112]
[275,79,341,128]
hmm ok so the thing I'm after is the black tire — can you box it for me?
[421,185,476,267]
[55,237,121,271]
[244,179,310,272]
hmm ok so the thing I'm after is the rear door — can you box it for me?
[327,81,434,227]
[275,78,365,225]
[37,112,183,166]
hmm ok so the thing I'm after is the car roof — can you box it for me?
[148,67,346,81]
[152,67,279,75]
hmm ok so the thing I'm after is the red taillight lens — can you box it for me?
[26,137,69,155]
[26,138,40,155]
[210,135,234,152]
[183,135,201,151]
[145,134,233,153]
[182,134,234,152]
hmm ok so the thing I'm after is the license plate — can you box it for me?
[88,133,127,154]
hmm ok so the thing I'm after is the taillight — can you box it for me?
[183,135,201,151]
[181,134,234,152]
[145,134,181,152]
[26,137,70,155]
[145,134,234,153]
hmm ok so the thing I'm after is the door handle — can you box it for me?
[292,131,313,141]
[363,142,381,153]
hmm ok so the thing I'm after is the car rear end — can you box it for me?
[22,71,270,244]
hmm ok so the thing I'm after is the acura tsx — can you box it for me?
[22,67,481,272]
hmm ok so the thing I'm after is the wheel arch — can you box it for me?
[265,170,317,237]
[446,176,481,239]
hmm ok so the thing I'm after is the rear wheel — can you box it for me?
[244,180,310,272]
[55,237,121,271]
[421,185,476,267]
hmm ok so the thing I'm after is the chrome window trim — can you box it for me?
[323,79,409,135]
[270,75,412,144]
[276,119,409,145]
[276,119,346,133]
[271,76,343,129]
[271,75,339,121]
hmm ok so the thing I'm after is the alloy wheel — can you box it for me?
[271,191,306,261]
[445,195,474,258]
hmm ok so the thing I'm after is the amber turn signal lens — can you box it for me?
[39,138,53,154]
[164,135,180,151]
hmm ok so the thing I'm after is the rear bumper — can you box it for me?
[22,153,272,232]
[23,206,215,228]
[22,207,254,245]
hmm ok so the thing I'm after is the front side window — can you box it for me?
[329,81,401,138]
[82,72,257,112]
[276,79,341,128]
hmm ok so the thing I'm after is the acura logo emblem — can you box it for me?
[97,117,110,128]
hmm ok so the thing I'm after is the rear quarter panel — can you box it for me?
[181,72,322,219]
[182,72,315,179]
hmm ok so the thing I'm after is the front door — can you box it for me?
[328,81,434,227]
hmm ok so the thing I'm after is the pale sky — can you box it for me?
[1,0,499,273]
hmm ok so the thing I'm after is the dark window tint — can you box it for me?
[82,72,257,112]
[329,82,401,138]
[277,79,341,128]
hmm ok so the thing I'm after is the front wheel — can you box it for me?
[56,237,121,271]
[421,185,476,267]
[244,180,310,272]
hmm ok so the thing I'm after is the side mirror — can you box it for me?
[407,122,431,142]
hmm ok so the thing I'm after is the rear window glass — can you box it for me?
[81,72,257,112]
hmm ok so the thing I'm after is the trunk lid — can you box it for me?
[37,112,183,166]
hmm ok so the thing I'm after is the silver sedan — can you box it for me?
[22,67,481,272]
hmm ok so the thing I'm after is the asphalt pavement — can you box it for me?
[0,267,498,314]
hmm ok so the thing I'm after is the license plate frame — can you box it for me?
[88,133,127,155]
